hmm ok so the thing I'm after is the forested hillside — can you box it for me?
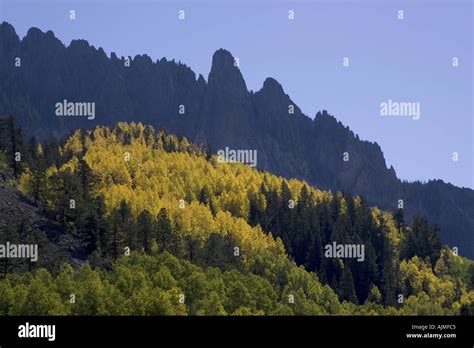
[0,117,473,315]
[1,22,473,258]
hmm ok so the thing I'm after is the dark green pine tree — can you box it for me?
[304,221,324,276]
[277,180,294,242]
[94,194,109,258]
[49,169,81,230]
[198,185,211,205]
[78,159,98,201]
[344,193,356,227]
[330,194,341,224]
[252,182,269,229]
[110,209,126,261]
[143,125,155,147]
[292,185,314,264]
[393,208,405,231]
[317,198,333,243]
[29,156,47,205]
[265,187,280,233]
[156,208,173,253]
[27,137,38,165]
[137,210,153,253]
[82,211,99,252]
[376,215,398,306]
[118,200,134,249]
[339,264,358,304]
[0,221,18,277]
[42,137,62,168]
[354,197,374,242]
[201,233,240,271]
[0,116,25,177]
[357,239,378,303]
[402,216,442,267]
[205,143,213,161]
[248,189,265,228]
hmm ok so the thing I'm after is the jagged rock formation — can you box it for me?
[0,22,473,257]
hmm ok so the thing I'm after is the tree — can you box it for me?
[198,186,211,205]
[156,208,173,253]
[339,265,357,303]
[110,209,126,261]
[351,239,377,303]
[0,221,18,277]
[118,200,134,249]
[278,180,294,244]
[48,169,81,229]
[402,217,442,267]
[393,208,405,231]
[205,143,213,161]
[28,147,47,205]
[373,214,398,306]
[200,233,240,271]
[0,116,25,177]
[78,159,98,200]
[137,210,153,253]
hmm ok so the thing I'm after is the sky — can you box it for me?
[1,0,472,188]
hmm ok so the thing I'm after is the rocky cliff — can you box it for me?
[0,22,472,257]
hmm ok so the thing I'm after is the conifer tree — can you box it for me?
[29,144,46,205]
[0,116,25,177]
[393,208,405,231]
[199,186,211,205]
[78,159,97,200]
[137,210,153,253]
[156,208,173,252]
[339,265,358,303]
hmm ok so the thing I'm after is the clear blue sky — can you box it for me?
[1,0,472,188]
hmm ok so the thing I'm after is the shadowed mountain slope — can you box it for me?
[0,22,472,257]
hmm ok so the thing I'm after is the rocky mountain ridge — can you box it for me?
[0,22,472,257]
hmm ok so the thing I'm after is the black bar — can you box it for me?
[0,316,472,346]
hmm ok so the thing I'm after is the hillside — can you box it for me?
[0,168,85,275]
[0,120,472,315]
[0,22,472,258]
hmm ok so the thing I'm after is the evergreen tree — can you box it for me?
[339,265,358,303]
[78,159,98,200]
[137,210,153,253]
[0,221,18,277]
[393,208,405,231]
[205,143,213,161]
[28,145,47,205]
[199,186,211,205]
[110,209,126,261]
[374,214,398,306]
[0,116,25,177]
[201,233,240,271]
[278,181,293,243]
[94,194,108,257]
[118,200,134,249]
[402,216,442,267]
[156,208,173,252]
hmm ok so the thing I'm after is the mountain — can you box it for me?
[0,22,473,257]
[1,121,473,315]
